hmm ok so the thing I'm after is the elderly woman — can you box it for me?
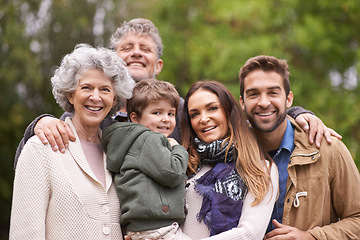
[9,44,134,239]
[181,80,278,239]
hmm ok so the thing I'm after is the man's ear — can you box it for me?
[129,112,139,123]
[239,96,245,111]
[286,91,294,109]
[154,59,163,76]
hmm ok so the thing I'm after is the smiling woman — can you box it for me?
[68,69,117,136]
[9,44,135,239]
[187,88,228,143]
[180,80,278,240]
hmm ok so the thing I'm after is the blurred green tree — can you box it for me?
[1,0,359,238]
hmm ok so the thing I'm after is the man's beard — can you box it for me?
[246,107,287,133]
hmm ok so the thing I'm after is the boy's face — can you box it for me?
[130,99,176,137]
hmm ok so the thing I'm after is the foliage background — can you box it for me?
[1,0,359,238]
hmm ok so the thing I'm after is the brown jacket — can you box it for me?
[282,117,360,239]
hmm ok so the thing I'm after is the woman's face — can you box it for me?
[187,89,229,143]
[68,68,116,128]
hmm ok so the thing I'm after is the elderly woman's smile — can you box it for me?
[68,68,116,128]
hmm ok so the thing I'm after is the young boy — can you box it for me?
[102,78,190,240]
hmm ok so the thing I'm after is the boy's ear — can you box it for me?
[129,112,138,123]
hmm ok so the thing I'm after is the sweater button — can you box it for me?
[102,204,109,213]
[287,198,291,203]
[103,226,111,235]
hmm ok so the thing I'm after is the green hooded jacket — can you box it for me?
[102,122,188,232]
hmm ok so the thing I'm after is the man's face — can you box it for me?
[115,33,163,82]
[239,70,293,133]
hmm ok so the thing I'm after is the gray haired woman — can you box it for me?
[10,44,134,239]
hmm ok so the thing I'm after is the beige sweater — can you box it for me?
[182,161,278,240]
[10,118,122,240]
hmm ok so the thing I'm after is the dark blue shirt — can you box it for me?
[266,118,295,233]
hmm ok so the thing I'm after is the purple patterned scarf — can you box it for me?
[194,138,248,236]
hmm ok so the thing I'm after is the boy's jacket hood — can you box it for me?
[101,122,151,172]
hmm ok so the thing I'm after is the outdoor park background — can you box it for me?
[1,0,359,238]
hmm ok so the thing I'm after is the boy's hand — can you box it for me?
[168,137,179,146]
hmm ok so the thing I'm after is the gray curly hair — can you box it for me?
[51,43,135,117]
[109,18,163,59]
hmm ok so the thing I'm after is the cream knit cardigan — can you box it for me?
[10,118,122,240]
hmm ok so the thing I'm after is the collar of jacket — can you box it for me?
[288,117,320,167]
[286,116,321,192]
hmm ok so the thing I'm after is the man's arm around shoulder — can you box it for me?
[14,114,54,169]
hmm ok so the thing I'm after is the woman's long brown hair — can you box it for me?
[181,80,273,205]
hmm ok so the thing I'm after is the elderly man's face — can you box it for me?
[115,33,163,82]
